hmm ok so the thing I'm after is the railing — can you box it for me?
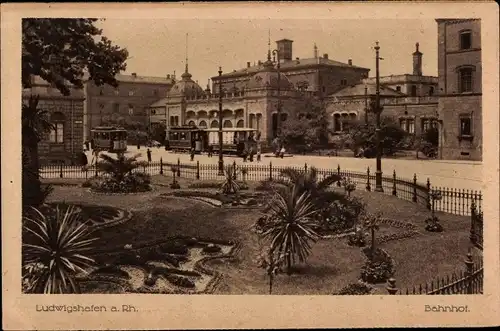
[39,159,482,216]
[470,201,483,250]
[387,250,483,295]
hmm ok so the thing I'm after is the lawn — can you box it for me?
[41,175,477,295]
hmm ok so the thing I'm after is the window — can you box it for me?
[99,89,104,96]
[429,86,434,96]
[410,85,417,97]
[400,118,415,134]
[396,86,401,92]
[422,119,430,132]
[113,103,120,113]
[49,123,64,143]
[128,90,135,96]
[460,31,472,50]
[459,68,473,93]
[408,119,415,134]
[400,119,407,131]
[460,117,472,136]
[341,79,347,86]
[153,89,159,97]
[128,104,134,115]
[322,86,326,93]
[151,109,156,115]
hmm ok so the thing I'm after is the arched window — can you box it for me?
[223,120,233,128]
[210,120,219,128]
[49,112,65,143]
[199,120,207,128]
[187,120,196,126]
[236,119,244,128]
[248,114,255,128]
[333,114,341,132]
[429,86,435,96]
[280,113,288,122]
[396,86,401,92]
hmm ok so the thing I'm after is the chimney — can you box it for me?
[247,62,251,68]
[348,59,352,66]
[323,53,328,59]
[131,73,137,78]
[412,42,423,76]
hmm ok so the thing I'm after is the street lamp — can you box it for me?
[364,84,368,126]
[272,49,281,138]
[374,41,384,192]
[218,66,224,175]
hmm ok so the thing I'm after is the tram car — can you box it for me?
[90,126,128,153]
[166,125,258,156]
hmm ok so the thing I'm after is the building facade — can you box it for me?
[325,43,439,137]
[436,18,482,161]
[84,73,175,140]
[150,39,370,142]
[23,76,86,165]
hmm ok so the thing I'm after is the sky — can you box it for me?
[97,18,439,86]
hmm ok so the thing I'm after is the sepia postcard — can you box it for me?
[2,1,499,329]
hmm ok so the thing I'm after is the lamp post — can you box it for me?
[364,85,369,126]
[272,49,281,139]
[374,41,384,192]
[218,66,224,175]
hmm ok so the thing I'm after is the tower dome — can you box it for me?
[246,50,294,90]
[168,65,204,98]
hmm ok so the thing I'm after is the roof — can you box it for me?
[149,98,167,107]
[204,128,257,132]
[82,72,175,85]
[212,57,369,80]
[330,83,405,98]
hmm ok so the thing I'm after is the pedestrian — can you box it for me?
[256,148,261,162]
[80,151,88,167]
[137,142,141,150]
[190,147,195,161]
[84,140,90,151]
[249,149,254,162]
[90,138,94,151]
[147,148,152,162]
[280,146,285,159]
[208,145,213,157]
[242,150,248,162]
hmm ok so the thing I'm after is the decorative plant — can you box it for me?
[341,177,357,197]
[170,166,180,189]
[97,153,146,182]
[261,185,320,274]
[347,225,366,247]
[364,213,382,257]
[22,205,98,293]
[255,240,285,294]
[336,281,373,295]
[425,216,444,232]
[360,247,394,284]
[429,190,442,219]
[220,165,240,195]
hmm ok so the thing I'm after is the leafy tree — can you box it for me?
[22,18,128,207]
[262,185,320,274]
[347,115,407,157]
[151,122,167,143]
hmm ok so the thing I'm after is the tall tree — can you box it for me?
[22,18,128,207]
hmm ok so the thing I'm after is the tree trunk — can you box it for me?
[22,138,42,208]
[286,254,292,275]
[269,274,273,294]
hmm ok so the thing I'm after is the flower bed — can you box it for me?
[360,247,395,284]
[84,172,152,194]
[335,281,373,295]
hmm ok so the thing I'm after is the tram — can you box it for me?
[166,125,258,156]
[90,126,128,153]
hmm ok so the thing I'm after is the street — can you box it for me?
[85,146,483,190]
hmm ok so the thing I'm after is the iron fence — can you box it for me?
[39,158,482,216]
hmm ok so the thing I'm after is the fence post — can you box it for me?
[59,163,63,178]
[426,178,431,209]
[177,158,181,177]
[386,278,398,295]
[196,161,200,180]
[337,165,341,187]
[160,157,164,175]
[366,167,371,192]
[269,161,273,181]
[233,160,237,180]
[464,249,474,294]
[469,200,476,244]
[304,163,308,173]
[392,170,397,196]
[412,174,417,203]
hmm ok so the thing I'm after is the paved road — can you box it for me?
[85,146,483,190]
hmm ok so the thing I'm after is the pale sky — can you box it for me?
[97,18,438,85]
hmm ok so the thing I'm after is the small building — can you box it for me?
[23,76,85,165]
[436,18,482,161]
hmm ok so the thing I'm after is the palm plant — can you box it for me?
[220,165,240,195]
[262,185,320,274]
[22,205,98,293]
[22,95,54,207]
[96,153,145,181]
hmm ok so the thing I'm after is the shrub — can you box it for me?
[336,282,373,295]
[202,244,222,254]
[91,265,130,279]
[320,197,366,233]
[90,172,151,193]
[165,274,195,288]
[158,241,189,255]
[188,181,222,189]
[347,228,366,247]
[425,216,444,232]
[360,247,394,284]
[144,272,157,287]
[169,182,181,189]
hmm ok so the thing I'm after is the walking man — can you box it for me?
[147,148,152,163]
